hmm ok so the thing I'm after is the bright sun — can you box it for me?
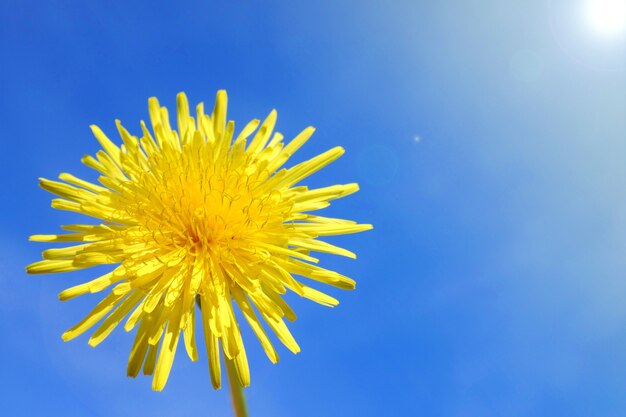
[584,0,626,37]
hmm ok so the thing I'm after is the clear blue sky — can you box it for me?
[1,1,625,416]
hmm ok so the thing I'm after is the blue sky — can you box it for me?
[1,1,625,416]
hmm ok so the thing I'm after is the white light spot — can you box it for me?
[584,0,626,37]
[413,135,421,143]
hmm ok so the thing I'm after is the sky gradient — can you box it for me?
[1,1,625,416]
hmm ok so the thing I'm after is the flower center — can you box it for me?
[116,145,292,265]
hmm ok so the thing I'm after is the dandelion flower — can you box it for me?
[27,91,371,391]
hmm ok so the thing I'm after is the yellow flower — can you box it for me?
[26,91,372,391]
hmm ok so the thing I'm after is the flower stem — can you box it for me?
[196,297,249,417]
[224,353,249,417]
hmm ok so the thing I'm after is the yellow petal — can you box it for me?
[62,292,126,341]
[152,305,182,391]
[89,291,144,346]
[232,286,279,363]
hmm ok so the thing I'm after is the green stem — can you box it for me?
[196,297,249,417]
[224,353,249,417]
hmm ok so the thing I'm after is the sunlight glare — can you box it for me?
[584,0,626,37]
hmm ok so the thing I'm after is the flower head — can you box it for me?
[27,91,371,391]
